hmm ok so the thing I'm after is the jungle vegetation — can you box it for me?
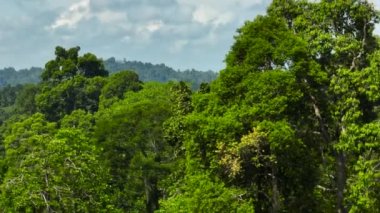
[0,0,379,212]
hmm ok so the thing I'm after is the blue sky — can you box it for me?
[0,0,379,71]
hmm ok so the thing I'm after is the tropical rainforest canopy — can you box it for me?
[0,0,379,212]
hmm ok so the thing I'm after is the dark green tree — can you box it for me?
[95,82,173,212]
[14,84,39,115]
[36,75,107,121]
[41,46,108,83]
[37,46,109,121]
[99,70,142,109]
[78,53,108,78]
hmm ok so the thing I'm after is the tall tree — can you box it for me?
[95,82,174,212]
[163,0,380,212]
[37,46,109,121]
[41,46,108,83]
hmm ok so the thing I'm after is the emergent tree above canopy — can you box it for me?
[41,46,108,82]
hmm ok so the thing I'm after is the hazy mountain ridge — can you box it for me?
[0,58,217,89]
[0,67,42,87]
[104,57,217,89]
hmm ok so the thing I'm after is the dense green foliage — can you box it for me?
[0,1,379,212]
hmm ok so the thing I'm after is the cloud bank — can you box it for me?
[0,0,378,71]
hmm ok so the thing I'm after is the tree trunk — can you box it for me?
[271,166,280,213]
[336,150,347,213]
[144,176,159,213]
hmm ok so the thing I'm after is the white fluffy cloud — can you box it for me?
[50,0,91,29]
[145,20,164,32]
[96,10,128,24]
[192,6,234,26]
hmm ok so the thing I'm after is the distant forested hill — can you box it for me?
[0,58,217,89]
[104,57,217,89]
[0,67,42,87]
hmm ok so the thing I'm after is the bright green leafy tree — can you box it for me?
[158,173,254,213]
[0,113,118,212]
[164,0,380,212]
